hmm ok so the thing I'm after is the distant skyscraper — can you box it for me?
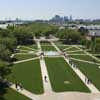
[64,16,69,22]
[69,15,73,21]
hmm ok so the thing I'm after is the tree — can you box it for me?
[78,27,89,36]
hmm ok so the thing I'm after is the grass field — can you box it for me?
[71,55,100,63]
[72,60,100,91]
[57,45,70,50]
[41,46,57,51]
[2,88,30,100]
[14,54,37,61]
[45,57,90,92]
[40,42,51,45]
[7,60,44,94]
[67,51,85,54]
[65,47,80,52]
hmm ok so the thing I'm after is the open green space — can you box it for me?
[67,51,85,54]
[71,60,100,91]
[40,41,51,45]
[7,60,44,94]
[65,46,80,52]
[2,88,30,100]
[41,46,57,51]
[71,55,100,63]
[57,45,70,50]
[19,46,34,51]
[14,54,37,61]
[45,57,90,92]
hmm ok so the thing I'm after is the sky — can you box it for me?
[0,0,100,20]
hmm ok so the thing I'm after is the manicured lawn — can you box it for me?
[19,50,30,53]
[19,46,34,51]
[7,60,44,94]
[14,54,37,61]
[41,46,57,51]
[27,44,37,49]
[67,51,85,54]
[65,46,80,52]
[71,55,100,63]
[40,42,51,45]
[57,45,70,50]
[45,57,90,92]
[72,60,100,91]
[3,88,30,100]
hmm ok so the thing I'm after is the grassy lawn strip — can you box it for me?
[57,45,70,50]
[14,54,37,61]
[65,46,80,51]
[72,60,100,91]
[3,88,30,100]
[40,42,51,45]
[41,46,57,51]
[67,51,85,54]
[7,60,43,94]
[71,55,99,63]
[19,46,35,51]
[45,57,90,92]
[27,45,37,49]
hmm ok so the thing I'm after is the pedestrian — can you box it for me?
[44,75,47,82]
[15,83,18,89]
[87,79,90,84]
[19,83,23,90]
[15,82,19,91]
[85,77,87,83]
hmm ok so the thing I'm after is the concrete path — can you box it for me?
[10,84,40,100]
[51,42,100,93]
[10,83,100,100]
[36,41,53,93]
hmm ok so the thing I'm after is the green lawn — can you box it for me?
[72,60,100,91]
[41,46,57,51]
[19,50,30,53]
[57,45,70,50]
[19,45,37,51]
[2,88,30,100]
[67,51,85,54]
[7,60,44,94]
[45,57,90,92]
[71,55,100,63]
[27,44,37,49]
[40,42,51,45]
[14,54,37,61]
[65,46,80,52]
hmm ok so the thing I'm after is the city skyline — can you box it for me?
[0,0,100,20]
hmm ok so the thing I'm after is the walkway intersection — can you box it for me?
[9,39,100,100]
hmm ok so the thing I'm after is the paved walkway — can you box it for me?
[36,41,52,93]
[10,84,40,100]
[51,42,100,93]
[10,83,100,100]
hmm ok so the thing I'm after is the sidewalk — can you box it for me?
[36,41,53,93]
